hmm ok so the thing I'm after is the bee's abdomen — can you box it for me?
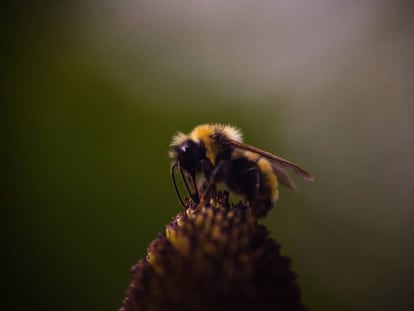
[256,157,279,202]
[226,155,279,218]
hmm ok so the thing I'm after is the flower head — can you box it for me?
[120,193,307,311]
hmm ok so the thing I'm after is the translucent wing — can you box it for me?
[227,139,315,188]
[271,164,297,189]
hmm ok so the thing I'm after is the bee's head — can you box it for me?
[169,135,206,173]
[170,132,207,207]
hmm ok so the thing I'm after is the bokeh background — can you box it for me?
[4,1,414,310]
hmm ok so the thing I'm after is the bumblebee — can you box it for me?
[169,124,314,217]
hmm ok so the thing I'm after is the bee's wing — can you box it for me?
[271,164,297,189]
[227,139,315,188]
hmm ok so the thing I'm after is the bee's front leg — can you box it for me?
[199,160,229,205]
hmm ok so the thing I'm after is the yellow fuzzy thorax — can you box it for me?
[189,124,243,164]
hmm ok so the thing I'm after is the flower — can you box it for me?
[120,192,307,311]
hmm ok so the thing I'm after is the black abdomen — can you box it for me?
[225,157,275,218]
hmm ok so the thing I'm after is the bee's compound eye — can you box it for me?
[180,142,189,152]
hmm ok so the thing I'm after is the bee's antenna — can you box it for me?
[171,162,186,208]
[179,166,198,202]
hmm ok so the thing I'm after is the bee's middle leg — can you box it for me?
[250,169,272,218]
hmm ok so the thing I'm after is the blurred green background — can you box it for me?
[4,2,413,310]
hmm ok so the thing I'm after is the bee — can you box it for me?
[169,124,314,217]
